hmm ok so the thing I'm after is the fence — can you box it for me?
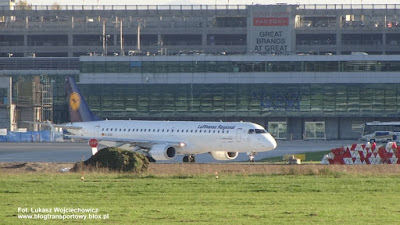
[0,130,52,142]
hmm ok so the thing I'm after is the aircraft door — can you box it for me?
[95,126,100,137]
[236,128,242,142]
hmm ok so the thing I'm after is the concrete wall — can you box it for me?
[0,77,10,88]
[287,117,303,140]
[339,118,361,140]
[325,118,339,140]
[0,108,8,129]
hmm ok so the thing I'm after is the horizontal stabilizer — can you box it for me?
[23,121,82,130]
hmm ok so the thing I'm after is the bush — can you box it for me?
[73,147,149,172]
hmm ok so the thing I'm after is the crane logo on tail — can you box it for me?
[69,92,81,111]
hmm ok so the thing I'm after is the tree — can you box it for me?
[16,0,32,10]
[51,2,61,10]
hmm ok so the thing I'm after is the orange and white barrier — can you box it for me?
[321,142,400,165]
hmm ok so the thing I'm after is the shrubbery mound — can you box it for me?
[73,147,149,172]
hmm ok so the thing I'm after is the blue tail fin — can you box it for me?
[65,77,102,122]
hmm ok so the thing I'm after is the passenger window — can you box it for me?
[106,128,109,131]
[110,128,113,131]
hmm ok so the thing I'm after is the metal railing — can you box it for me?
[297,4,400,10]
[0,57,79,70]
[0,4,398,11]
[1,5,247,11]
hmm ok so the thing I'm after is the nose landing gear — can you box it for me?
[183,155,196,163]
[247,152,256,162]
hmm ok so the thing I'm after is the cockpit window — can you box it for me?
[255,129,267,134]
[249,129,267,134]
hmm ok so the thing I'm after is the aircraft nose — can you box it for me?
[265,133,277,150]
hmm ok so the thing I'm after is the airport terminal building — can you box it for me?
[1,4,400,140]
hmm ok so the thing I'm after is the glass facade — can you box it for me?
[304,121,326,139]
[8,75,76,124]
[80,60,400,73]
[75,83,400,120]
[268,122,287,139]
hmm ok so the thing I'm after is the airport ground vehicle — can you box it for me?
[362,121,400,143]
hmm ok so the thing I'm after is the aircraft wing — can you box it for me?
[66,135,183,149]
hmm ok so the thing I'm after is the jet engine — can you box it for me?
[149,144,176,160]
[209,151,239,160]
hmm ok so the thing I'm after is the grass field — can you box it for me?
[2,171,400,224]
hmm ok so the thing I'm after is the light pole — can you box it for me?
[113,18,125,56]
[101,19,110,56]
[105,35,110,56]
[137,18,143,52]
[120,19,124,56]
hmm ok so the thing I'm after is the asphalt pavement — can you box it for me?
[0,139,360,163]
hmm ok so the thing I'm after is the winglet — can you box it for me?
[65,77,102,122]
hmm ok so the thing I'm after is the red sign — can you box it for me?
[88,139,98,148]
[253,17,289,26]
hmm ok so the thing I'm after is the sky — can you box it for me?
[25,0,400,6]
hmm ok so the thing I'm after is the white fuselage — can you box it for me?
[66,120,277,155]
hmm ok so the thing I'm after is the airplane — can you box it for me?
[44,77,277,162]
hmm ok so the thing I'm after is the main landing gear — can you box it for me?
[146,156,156,162]
[183,155,196,163]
